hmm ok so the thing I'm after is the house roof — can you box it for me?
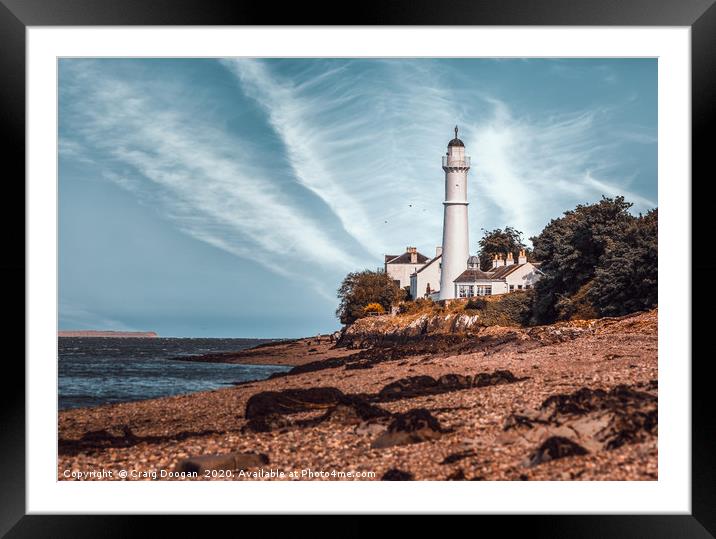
[384,254,399,263]
[386,251,429,265]
[453,268,495,283]
[454,262,539,283]
[489,264,524,279]
[415,254,442,274]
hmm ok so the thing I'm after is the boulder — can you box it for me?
[175,452,269,474]
[371,408,443,449]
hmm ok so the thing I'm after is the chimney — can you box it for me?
[496,254,505,267]
[435,246,443,258]
[407,246,417,264]
[492,254,498,269]
[506,252,515,266]
[518,249,527,264]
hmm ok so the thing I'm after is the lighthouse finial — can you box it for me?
[454,125,458,139]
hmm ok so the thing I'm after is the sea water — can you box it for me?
[58,337,290,410]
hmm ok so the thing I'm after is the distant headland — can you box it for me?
[58,330,158,338]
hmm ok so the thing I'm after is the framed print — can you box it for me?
[2,0,714,536]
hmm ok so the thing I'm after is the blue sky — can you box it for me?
[59,58,657,337]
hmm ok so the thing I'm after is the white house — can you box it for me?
[409,247,442,299]
[384,247,430,289]
[453,250,542,298]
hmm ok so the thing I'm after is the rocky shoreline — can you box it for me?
[58,309,657,481]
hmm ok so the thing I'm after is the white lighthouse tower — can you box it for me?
[438,126,471,300]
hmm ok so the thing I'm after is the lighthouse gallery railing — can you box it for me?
[442,156,471,168]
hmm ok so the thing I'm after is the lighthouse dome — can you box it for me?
[448,125,464,147]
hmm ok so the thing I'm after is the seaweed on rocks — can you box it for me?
[371,409,444,449]
[345,361,373,370]
[381,469,414,481]
[441,450,477,464]
[59,426,225,456]
[377,375,439,400]
[445,469,467,480]
[243,387,392,433]
[318,396,392,423]
[526,436,589,467]
[503,382,658,468]
[539,385,656,421]
[473,370,519,387]
[245,387,346,419]
[278,332,532,378]
[370,370,522,403]
[243,413,293,433]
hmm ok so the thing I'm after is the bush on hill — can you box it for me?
[464,290,533,327]
[531,197,657,323]
[363,302,386,315]
[336,270,402,325]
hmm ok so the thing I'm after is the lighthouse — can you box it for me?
[438,126,471,300]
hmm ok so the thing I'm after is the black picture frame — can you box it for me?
[2,0,712,536]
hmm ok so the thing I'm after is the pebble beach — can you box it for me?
[58,310,658,481]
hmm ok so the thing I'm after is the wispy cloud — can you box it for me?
[225,59,655,252]
[223,58,466,255]
[461,98,656,239]
[60,61,366,297]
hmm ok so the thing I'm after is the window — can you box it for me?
[457,285,475,298]
[474,285,492,296]
[518,285,523,290]
[509,285,514,292]
[525,284,532,290]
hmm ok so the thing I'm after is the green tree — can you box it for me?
[530,196,656,323]
[477,227,530,270]
[336,270,402,325]
[589,208,658,316]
